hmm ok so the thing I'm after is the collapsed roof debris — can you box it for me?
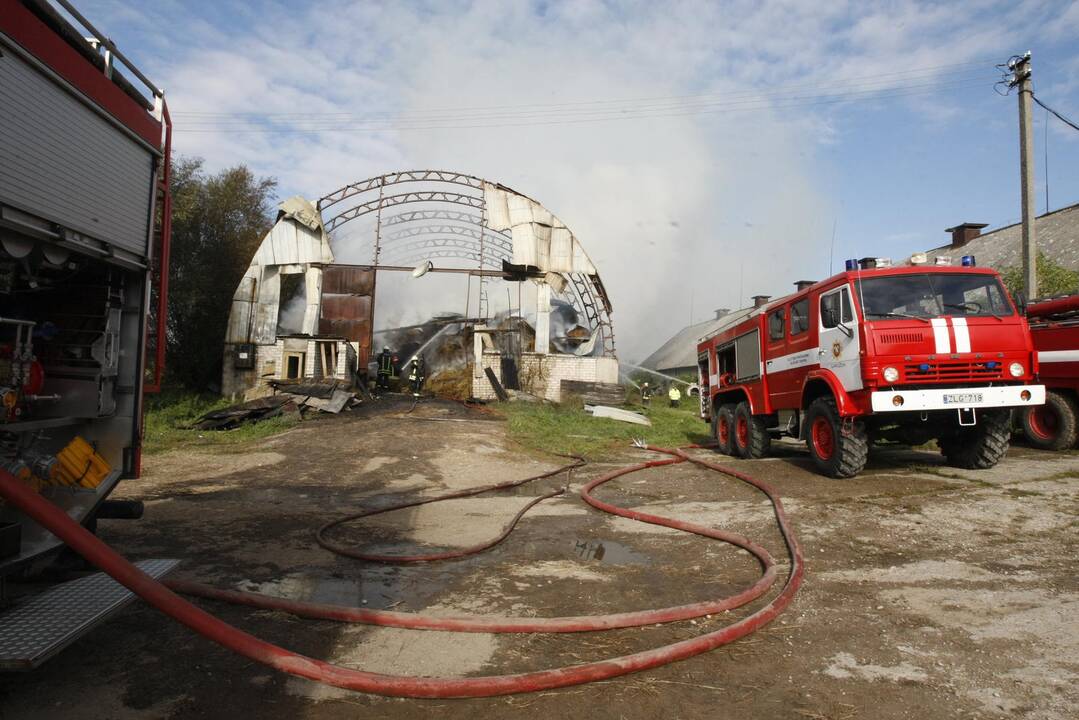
[193,380,359,430]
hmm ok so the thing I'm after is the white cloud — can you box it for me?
[98,0,1072,359]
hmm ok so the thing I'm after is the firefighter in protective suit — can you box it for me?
[668,385,682,407]
[407,356,426,396]
[376,346,395,392]
[640,382,653,406]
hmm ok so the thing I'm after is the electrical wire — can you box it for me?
[173,76,995,135]
[176,74,991,127]
[1033,95,1079,133]
[171,58,995,121]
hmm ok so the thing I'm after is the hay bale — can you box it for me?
[426,366,472,400]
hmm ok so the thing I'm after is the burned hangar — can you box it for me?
[221,170,618,401]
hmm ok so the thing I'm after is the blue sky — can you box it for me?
[79,0,1079,359]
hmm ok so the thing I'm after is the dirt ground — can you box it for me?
[2,397,1077,719]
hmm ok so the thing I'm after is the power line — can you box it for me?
[173,76,994,135]
[1033,95,1079,133]
[1044,104,1049,214]
[172,70,993,128]
[171,58,996,120]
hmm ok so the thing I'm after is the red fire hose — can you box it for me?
[0,445,802,698]
[314,453,586,563]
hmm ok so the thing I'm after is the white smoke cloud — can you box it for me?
[119,0,1047,360]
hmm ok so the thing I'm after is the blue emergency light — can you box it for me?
[986,361,999,370]
[918,363,930,373]
[845,258,858,271]
[961,255,976,267]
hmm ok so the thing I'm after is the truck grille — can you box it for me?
[880,331,925,345]
[904,361,1003,382]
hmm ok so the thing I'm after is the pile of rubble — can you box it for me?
[193,380,360,430]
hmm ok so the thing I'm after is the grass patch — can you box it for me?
[495,399,710,458]
[142,390,299,455]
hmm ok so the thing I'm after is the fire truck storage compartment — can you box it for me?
[0,229,146,572]
[0,30,155,262]
[734,329,761,382]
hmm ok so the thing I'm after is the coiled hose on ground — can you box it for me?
[0,445,802,698]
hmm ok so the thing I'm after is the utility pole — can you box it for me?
[1011,52,1038,298]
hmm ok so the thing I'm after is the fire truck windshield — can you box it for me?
[857,273,1014,320]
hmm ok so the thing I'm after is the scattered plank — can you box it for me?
[485,367,510,402]
[584,404,652,426]
[561,380,626,406]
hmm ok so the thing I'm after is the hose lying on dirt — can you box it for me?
[314,452,585,563]
[0,445,802,699]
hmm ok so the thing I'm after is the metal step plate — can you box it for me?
[0,558,180,670]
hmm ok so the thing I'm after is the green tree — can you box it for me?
[1000,251,1079,300]
[166,157,276,390]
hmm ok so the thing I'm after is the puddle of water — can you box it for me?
[570,538,650,565]
[239,572,396,607]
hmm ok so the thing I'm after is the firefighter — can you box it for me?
[640,381,653,406]
[376,346,395,392]
[668,384,682,407]
[407,356,426,396]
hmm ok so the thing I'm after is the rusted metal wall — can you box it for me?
[319,266,375,368]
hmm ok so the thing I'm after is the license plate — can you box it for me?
[943,393,982,405]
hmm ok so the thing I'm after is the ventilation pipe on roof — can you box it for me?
[752,295,771,309]
[794,280,815,291]
[945,223,988,248]
[713,308,730,320]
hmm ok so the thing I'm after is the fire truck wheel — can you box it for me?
[713,404,736,455]
[1019,391,1079,450]
[804,396,867,478]
[733,402,770,459]
[938,409,1012,469]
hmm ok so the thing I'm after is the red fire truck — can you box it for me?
[697,258,1044,478]
[1017,294,1079,450]
[0,0,172,668]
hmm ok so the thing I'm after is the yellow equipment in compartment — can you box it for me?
[55,437,111,489]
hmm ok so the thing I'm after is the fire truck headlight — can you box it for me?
[1008,362,1024,378]
[882,366,900,383]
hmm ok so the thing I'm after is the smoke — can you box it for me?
[158,2,1027,362]
[276,278,306,335]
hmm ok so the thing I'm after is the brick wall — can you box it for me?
[518,353,620,402]
[222,338,356,399]
[471,352,504,400]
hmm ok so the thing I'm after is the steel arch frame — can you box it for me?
[324,191,486,233]
[317,170,615,356]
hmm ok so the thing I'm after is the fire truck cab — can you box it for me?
[697,258,1044,478]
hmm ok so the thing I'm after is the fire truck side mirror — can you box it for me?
[821,306,837,329]
[1014,290,1028,316]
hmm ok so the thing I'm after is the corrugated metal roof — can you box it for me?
[925,203,1079,272]
[639,307,753,372]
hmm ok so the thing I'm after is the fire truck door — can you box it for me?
[818,286,863,391]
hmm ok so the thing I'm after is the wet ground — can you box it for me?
[1,397,1077,719]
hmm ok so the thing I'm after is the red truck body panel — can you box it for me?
[697,265,1038,422]
[1028,295,1079,395]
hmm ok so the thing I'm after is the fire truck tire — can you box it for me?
[939,409,1012,469]
[713,404,736,455]
[733,402,770,459]
[804,397,867,478]
[1019,391,1079,450]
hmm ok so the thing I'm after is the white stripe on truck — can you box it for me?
[764,348,820,374]
[1038,350,1079,363]
[951,317,971,353]
[930,318,950,353]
